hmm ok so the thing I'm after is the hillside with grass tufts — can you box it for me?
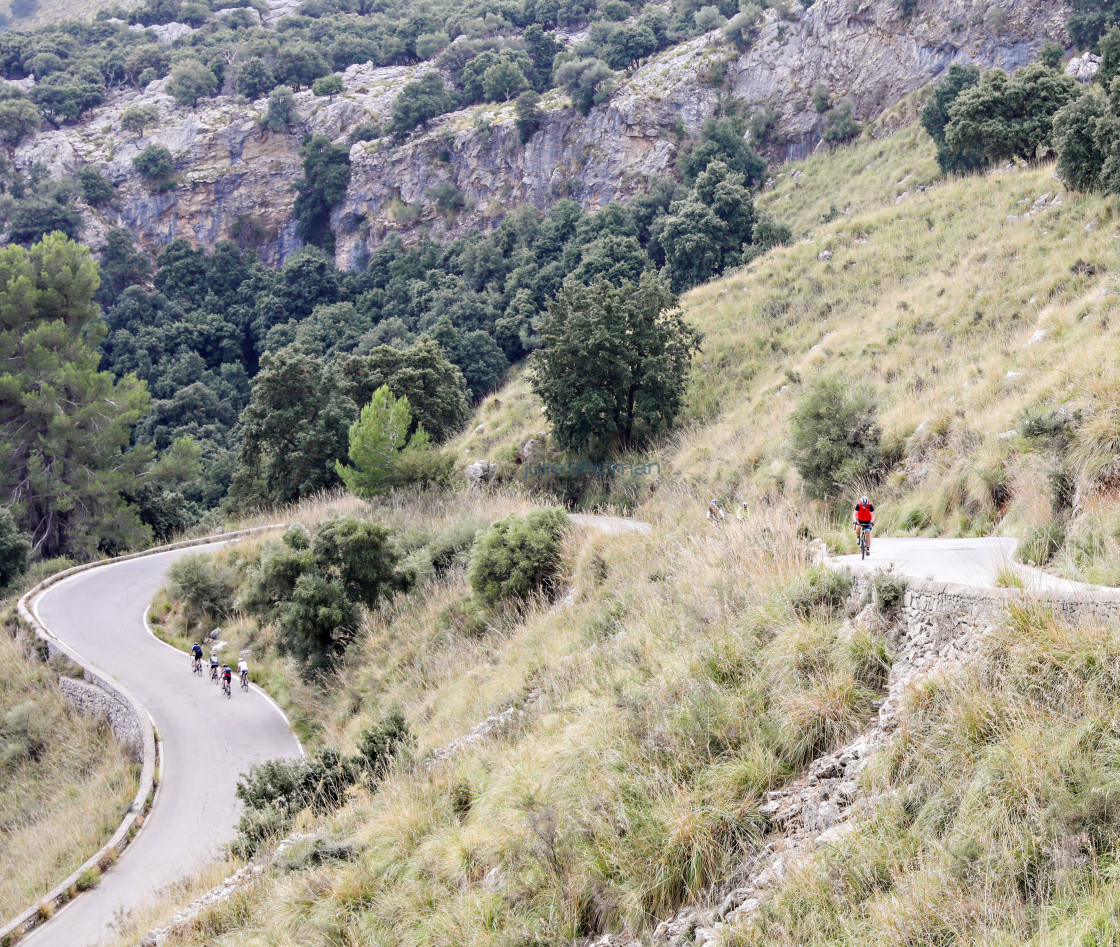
[79,105,1120,947]
[464,103,1120,584]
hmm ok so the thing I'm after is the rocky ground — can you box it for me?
[584,573,995,947]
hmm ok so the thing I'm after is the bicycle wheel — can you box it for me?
[860,532,867,560]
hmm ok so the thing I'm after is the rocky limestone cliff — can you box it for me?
[13,0,1069,268]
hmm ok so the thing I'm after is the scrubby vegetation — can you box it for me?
[0,616,138,919]
[135,489,881,947]
[735,607,1120,945]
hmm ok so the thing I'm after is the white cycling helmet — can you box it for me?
[861,496,870,505]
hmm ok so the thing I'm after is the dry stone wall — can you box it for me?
[612,571,1120,947]
[58,675,144,760]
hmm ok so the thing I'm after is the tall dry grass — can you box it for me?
[129,490,885,946]
[0,626,138,920]
[730,605,1120,946]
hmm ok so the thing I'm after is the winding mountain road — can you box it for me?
[20,519,1085,945]
[21,543,301,947]
[832,536,1096,592]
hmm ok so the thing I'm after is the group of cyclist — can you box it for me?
[707,495,877,554]
[189,641,250,696]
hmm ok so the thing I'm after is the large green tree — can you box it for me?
[0,234,151,559]
[658,160,757,291]
[339,336,469,442]
[293,135,350,253]
[530,272,701,454]
[387,72,457,138]
[920,63,984,174]
[944,63,1081,166]
[1053,85,1112,192]
[336,385,430,497]
[229,345,356,507]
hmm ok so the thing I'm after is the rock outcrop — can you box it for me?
[13,0,1069,267]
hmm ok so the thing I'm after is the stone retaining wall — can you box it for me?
[58,676,144,760]
[643,569,1120,947]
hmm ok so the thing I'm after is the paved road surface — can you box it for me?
[833,536,1097,592]
[22,544,301,947]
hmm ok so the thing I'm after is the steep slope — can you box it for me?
[65,114,1120,947]
[463,114,1120,580]
[12,0,1067,266]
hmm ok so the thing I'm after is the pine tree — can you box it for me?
[0,234,152,559]
[335,385,430,497]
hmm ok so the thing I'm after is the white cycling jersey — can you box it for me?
[238,660,249,674]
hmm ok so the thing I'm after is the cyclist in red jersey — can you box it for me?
[854,496,875,553]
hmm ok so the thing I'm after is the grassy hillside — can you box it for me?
[468,116,1120,580]
[0,612,139,919]
[100,115,1120,946]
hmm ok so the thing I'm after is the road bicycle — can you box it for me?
[192,655,203,676]
[859,524,872,560]
[222,676,231,699]
[240,670,249,692]
[210,663,220,682]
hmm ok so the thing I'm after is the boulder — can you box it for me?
[466,461,498,484]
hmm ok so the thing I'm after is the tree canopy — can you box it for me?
[0,234,152,558]
[530,272,701,454]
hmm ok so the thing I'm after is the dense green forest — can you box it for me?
[0,0,756,142]
[0,115,783,568]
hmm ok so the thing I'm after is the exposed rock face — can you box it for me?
[13,0,1069,266]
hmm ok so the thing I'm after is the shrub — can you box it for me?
[790,566,853,618]
[76,166,114,206]
[167,552,238,627]
[236,58,275,99]
[555,57,616,116]
[132,144,176,189]
[167,60,219,107]
[514,90,544,142]
[234,712,411,856]
[920,63,984,174]
[348,122,380,143]
[387,72,456,138]
[872,566,907,617]
[428,181,465,213]
[0,507,31,591]
[74,867,100,891]
[822,101,860,143]
[788,375,883,499]
[0,95,40,151]
[311,74,343,98]
[120,104,159,136]
[468,508,570,604]
[293,134,350,252]
[261,85,299,132]
[1018,522,1066,566]
[811,83,831,113]
[1053,86,1110,192]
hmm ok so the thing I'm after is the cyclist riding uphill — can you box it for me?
[854,496,875,552]
[191,642,203,664]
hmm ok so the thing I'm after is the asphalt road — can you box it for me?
[22,544,301,947]
[833,536,1096,591]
